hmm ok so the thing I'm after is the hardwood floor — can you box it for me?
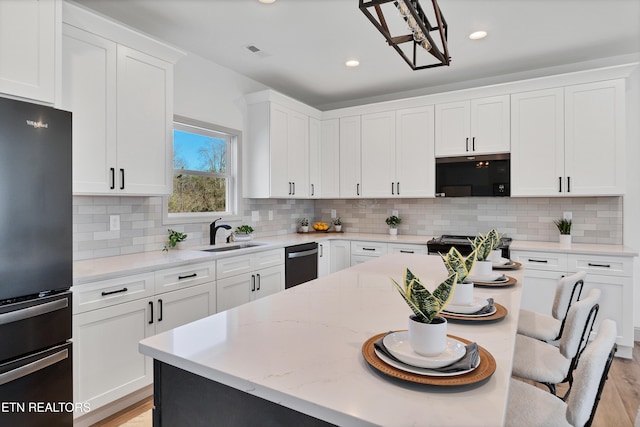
[97,343,640,427]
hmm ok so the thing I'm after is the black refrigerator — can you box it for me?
[0,96,73,426]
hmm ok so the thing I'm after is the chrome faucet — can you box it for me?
[210,218,231,245]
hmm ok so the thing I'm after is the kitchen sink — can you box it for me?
[200,243,264,253]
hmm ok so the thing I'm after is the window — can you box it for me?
[165,116,241,222]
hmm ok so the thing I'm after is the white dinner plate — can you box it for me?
[382,332,466,369]
[374,348,480,377]
[491,257,512,266]
[444,297,491,315]
[443,305,497,318]
[468,273,508,283]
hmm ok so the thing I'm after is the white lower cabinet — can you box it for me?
[511,249,634,358]
[318,241,331,277]
[330,240,351,273]
[388,243,429,254]
[72,262,216,417]
[351,241,388,266]
[216,249,285,312]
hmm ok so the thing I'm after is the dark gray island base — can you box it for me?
[153,360,336,427]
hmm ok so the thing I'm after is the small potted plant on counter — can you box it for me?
[234,225,254,241]
[385,215,401,235]
[554,218,572,246]
[391,269,458,356]
[333,217,342,232]
[299,218,309,233]
[163,229,187,252]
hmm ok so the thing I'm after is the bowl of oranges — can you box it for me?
[312,221,331,232]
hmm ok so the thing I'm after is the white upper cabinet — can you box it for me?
[339,116,362,198]
[511,88,565,196]
[319,119,340,198]
[309,117,321,198]
[511,80,625,197]
[435,95,510,157]
[0,0,57,103]
[564,80,625,196]
[360,107,435,198]
[61,3,181,196]
[245,101,310,198]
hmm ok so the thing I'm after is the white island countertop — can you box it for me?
[140,253,524,426]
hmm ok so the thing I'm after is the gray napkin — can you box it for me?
[470,297,495,315]
[374,333,479,373]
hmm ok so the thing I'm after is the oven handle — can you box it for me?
[0,298,68,326]
[0,349,68,386]
[287,248,318,259]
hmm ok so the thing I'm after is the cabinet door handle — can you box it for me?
[148,301,154,324]
[158,299,163,322]
[363,247,376,251]
[391,182,395,195]
[178,273,197,280]
[110,168,115,190]
[120,169,125,190]
[292,182,295,195]
[588,262,611,268]
[101,287,128,296]
[311,183,314,196]
[357,183,360,196]
[256,273,261,291]
[251,275,255,292]
[567,176,571,193]
[528,258,548,263]
[465,137,469,152]
[397,182,400,195]
[319,244,323,258]
[559,177,562,193]
[400,250,414,254]
[472,137,475,151]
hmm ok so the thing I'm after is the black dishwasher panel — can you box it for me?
[285,243,318,289]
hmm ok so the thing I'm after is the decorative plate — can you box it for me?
[473,276,517,287]
[441,303,508,322]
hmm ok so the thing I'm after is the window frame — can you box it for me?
[163,115,243,225]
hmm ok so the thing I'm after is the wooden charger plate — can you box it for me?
[493,261,522,270]
[473,276,517,287]
[441,303,508,322]
[362,333,496,386]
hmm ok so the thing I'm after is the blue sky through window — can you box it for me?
[174,129,226,172]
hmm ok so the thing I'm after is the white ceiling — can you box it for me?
[74,0,640,110]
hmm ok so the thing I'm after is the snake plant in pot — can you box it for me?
[469,229,501,277]
[391,269,458,356]
[441,247,477,306]
[554,218,572,246]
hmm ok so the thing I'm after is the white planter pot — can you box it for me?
[559,234,571,246]
[175,241,186,250]
[234,233,252,242]
[334,225,342,232]
[471,260,493,277]
[487,249,502,262]
[449,281,474,306]
[301,226,309,233]
[408,315,447,356]
[389,228,398,235]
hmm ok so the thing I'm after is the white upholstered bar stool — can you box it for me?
[512,288,600,397]
[518,271,586,343]
[506,319,617,427]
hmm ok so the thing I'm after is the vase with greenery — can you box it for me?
[554,218,572,246]
[332,217,342,232]
[385,215,401,235]
[299,218,309,233]
[234,225,254,241]
[391,269,458,356]
[441,247,476,306]
[163,229,187,252]
[469,229,501,277]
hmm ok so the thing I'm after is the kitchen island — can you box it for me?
[140,253,524,426]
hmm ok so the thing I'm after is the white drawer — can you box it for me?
[568,254,633,277]
[72,272,155,314]
[351,241,388,256]
[155,262,216,294]
[388,243,428,255]
[217,254,253,280]
[510,250,568,271]
[253,249,285,270]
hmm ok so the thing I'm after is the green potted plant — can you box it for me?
[163,229,187,252]
[332,217,342,232]
[441,247,477,306]
[554,218,572,246]
[234,225,254,241]
[391,269,458,356]
[299,218,309,233]
[469,229,501,276]
[385,215,401,235]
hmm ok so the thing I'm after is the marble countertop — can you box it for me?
[139,253,525,426]
[510,240,637,257]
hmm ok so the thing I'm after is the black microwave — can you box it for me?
[435,153,510,197]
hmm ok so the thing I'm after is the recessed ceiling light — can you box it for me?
[469,31,488,40]
[258,0,276,3]
[345,59,360,68]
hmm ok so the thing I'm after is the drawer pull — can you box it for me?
[400,250,414,254]
[101,288,128,296]
[528,259,548,263]
[588,262,611,268]
[362,248,376,251]
[178,273,197,280]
